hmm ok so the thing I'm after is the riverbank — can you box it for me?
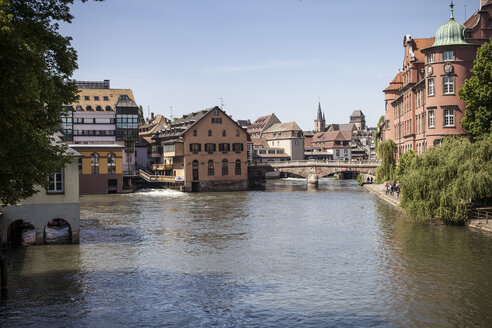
[363,183,401,209]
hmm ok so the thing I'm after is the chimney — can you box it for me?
[151,112,154,119]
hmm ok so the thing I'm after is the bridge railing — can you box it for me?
[268,160,381,166]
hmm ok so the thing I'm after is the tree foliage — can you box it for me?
[138,105,145,124]
[375,139,397,183]
[394,150,416,181]
[0,0,97,206]
[459,38,492,141]
[400,137,492,223]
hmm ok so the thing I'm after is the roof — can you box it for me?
[262,122,302,133]
[69,88,136,112]
[350,110,365,118]
[383,72,404,92]
[327,123,357,132]
[68,144,124,149]
[237,119,251,127]
[247,113,280,133]
[139,114,169,135]
[464,0,492,28]
[412,38,434,60]
[52,134,81,157]
[312,130,352,142]
[256,153,291,159]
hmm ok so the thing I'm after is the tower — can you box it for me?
[314,102,326,132]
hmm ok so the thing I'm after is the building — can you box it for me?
[136,113,170,170]
[152,106,248,192]
[310,130,353,160]
[349,110,366,131]
[1,136,81,247]
[314,102,327,132]
[60,80,139,193]
[247,113,281,140]
[382,1,492,156]
[261,122,305,160]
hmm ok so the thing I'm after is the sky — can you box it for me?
[60,0,483,130]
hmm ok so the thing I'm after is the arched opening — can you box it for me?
[86,105,93,111]
[76,105,83,111]
[105,105,112,111]
[91,153,99,174]
[7,220,35,248]
[96,105,103,111]
[235,159,241,175]
[208,159,214,176]
[222,159,228,176]
[44,218,72,244]
[192,160,199,181]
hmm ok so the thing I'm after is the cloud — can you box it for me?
[202,60,305,73]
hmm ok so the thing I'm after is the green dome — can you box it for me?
[430,4,470,48]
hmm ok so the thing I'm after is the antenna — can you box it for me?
[170,106,174,120]
[464,4,466,20]
[218,97,224,109]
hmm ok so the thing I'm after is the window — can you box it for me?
[385,102,388,112]
[222,159,228,176]
[211,117,222,124]
[214,108,219,115]
[86,105,94,111]
[205,143,216,152]
[76,105,83,111]
[236,130,240,137]
[443,76,454,94]
[428,53,434,63]
[222,130,226,137]
[91,153,99,174]
[219,143,230,152]
[428,78,435,96]
[48,168,64,193]
[94,96,100,101]
[443,108,455,127]
[103,96,109,101]
[96,105,103,111]
[232,143,243,152]
[443,50,454,61]
[107,153,116,174]
[105,106,112,111]
[84,96,90,101]
[193,130,197,136]
[235,159,241,175]
[74,118,83,124]
[428,110,435,128]
[336,149,340,157]
[208,160,214,176]
[208,130,212,137]
[189,143,201,152]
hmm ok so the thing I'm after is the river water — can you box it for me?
[1,179,492,327]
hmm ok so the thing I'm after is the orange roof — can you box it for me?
[413,38,434,62]
[465,0,492,28]
[383,72,403,92]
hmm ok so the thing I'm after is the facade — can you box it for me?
[349,110,366,131]
[311,130,353,160]
[1,137,81,247]
[247,113,281,140]
[136,113,170,170]
[152,106,248,192]
[261,122,305,160]
[382,1,492,156]
[61,80,139,193]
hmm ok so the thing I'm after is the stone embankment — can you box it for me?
[363,183,401,209]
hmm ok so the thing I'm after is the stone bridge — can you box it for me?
[269,160,379,186]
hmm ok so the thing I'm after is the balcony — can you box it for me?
[152,164,173,171]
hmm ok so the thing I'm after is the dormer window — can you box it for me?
[443,50,454,61]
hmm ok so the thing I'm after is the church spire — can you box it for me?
[317,101,322,121]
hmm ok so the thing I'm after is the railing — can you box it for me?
[269,160,381,166]
[138,169,177,183]
[469,207,492,223]
[152,164,173,171]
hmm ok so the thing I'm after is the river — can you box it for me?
[1,178,492,327]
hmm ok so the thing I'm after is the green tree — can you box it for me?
[394,150,416,181]
[459,38,492,141]
[0,0,97,206]
[375,139,397,183]
[138,105,145,124]
[400,137,492,223]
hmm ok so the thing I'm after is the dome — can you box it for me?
[429,3,470,48]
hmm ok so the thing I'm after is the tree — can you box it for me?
[138,105,145,124]
[400,137,492,223]
[375,139,397,183]
[394,150,416,181]
[0,0,97,206]
[459,38,492,141]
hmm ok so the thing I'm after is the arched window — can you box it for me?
[208,130,212,137]
[96,105,103,111]
[107,153,116,174]
[236,129,240,137]
[78,157,82,174]
[235,159,241,175]
[222,130,226,137]
[105,106,112,111]
[192,160,199,181]
[208,160,214,176]
[193,130,197,136]
[76,105,83,111]
[86,105,93,111]
[91,153,99,174]
[221,159,228,176]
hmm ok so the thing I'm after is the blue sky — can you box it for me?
[61,0,481,130]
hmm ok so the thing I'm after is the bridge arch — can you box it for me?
[44,218,73,244]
